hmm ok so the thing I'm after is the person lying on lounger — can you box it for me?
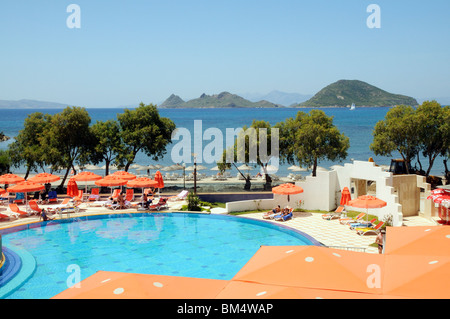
[263,205,281,219]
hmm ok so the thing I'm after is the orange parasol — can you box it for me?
[231,245,384,295]
[52,271,229,299]
[95,175,128,195]
[340,187,351,206]
[7,180,45,209]
[272,183,303,202]
[126,177,158,189]
[347,195,387,221]
[111,171,136,181]
[0,173,25,185]
[28,172,60,184]
[384,226,450,257]
[72,171,102,182]
[72,171,103,200]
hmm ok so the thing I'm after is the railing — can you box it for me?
[326,245,367,253]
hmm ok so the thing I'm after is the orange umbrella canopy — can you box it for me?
[272,183,304,195]
[232,245,384,295]
[126,177,158,188]
[72,171,102,182]
[111,171,136,181]
[7,181,45,193]
[384,226,450,257]
[28,172,60,184]
[348,195,387,209]
[52,271,229,299]
[154,171,164,189]
[340,187,351,206]
[95,175,128,187]
[0,173,25,184]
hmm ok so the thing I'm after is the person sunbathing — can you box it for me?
[263,205,281,219]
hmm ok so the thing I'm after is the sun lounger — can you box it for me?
[167,190,188,202]
[88,188,100,201]
[0,212,13,220]
[28,200,42,216]
[9,203,29,218]
[349,218,377,230]
[125,189,134,202]
[355,221,384,236]
[13,192,25,205]
[339,212,366,225]
[148,197,168,211]
[322,206,346,220]
[0,192,10,205]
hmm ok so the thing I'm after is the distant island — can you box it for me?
[159,92,283,108]
[297,80,418,107]
[0,99,68,109]
[1,80,421,109]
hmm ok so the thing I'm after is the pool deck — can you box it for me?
[0,198,438,254]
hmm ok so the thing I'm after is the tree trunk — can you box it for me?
[58,167,71,191]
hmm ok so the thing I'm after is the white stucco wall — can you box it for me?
[226,160,404,226]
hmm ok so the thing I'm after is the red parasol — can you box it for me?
[67,177,79,197]
[340,187,351,206]
[154,171,164,188]
[72,171,103,200]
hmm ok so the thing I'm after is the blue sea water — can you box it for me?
[0,107,446,176]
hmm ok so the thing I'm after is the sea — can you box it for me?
[0,107,446,177]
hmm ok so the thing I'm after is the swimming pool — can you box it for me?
[0,212,320,299]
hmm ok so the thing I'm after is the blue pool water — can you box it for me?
[0,213,319,299]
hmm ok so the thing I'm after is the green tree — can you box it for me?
[8,112,50,179]
[370,105,419,174]
[415,101,446,176]
[89,120,125,176]
[117,103,176,171]
[218,120,279,190]
[0,150,11,175]
[276,109,349,176]
[41,106,93,188]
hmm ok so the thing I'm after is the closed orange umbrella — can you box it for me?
[28,172,60,184]
[340,187,351,206]
[112,171,136,181]
[0,173,25,185]
[67,177,79,197]
[272,183,303,202]
[154,171,164,189]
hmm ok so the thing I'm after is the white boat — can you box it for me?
[350,103,356,110]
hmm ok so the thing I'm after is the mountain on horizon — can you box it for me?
[298,80,418,107]
[159,92,283,108]
[241,90,312,106]
[0,99,69,109]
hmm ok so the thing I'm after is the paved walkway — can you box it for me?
[0,200,438,255]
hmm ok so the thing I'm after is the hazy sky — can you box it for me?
[1,0,449,107]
